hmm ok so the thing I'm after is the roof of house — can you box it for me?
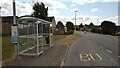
[46,16,54,22]
[2,16,18,23]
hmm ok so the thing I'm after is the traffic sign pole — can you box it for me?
[12,0,19,61]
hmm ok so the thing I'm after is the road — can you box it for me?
[63,31,119,66]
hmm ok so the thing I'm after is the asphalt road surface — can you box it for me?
[63,31,119,66]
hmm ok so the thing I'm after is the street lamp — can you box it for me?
[96,18,99,33]
[0,7,1,22]
[75,10,77,31]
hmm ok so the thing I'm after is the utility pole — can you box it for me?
[0,7,2,68]
[97,19,98,33]
[12,0,19,61]
[75,10,77,31]
[13,0,16,25]
[0,7,1,23]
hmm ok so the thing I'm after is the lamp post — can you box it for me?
[0,6,2,23]
[0,7,1,64]
[96,18,98,33]
[75,10,77,31]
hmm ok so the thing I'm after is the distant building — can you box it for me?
[47,16,65,35]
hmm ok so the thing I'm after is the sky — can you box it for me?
[0,0,120,25]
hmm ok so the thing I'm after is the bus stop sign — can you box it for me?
[11,25,18,44]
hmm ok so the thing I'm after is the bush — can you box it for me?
[91,27,101,33]
[101,21,116,35]
[91,27,97,33]
[65,30,74,35]
[69,30,74,34]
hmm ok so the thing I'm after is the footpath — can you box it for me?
[2,35,76,67]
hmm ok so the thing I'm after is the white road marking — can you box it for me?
[96,53,102,60]
[89,54,95,60]
[80,53,102,61]
[80,54,91,61]
[100,46,112,53]
[107,50,112,53]
[118,56,120,58]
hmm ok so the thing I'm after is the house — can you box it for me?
[80,24,90,31]
[47,16,63,35]
[2,16,18,35]
[47,16,56,28]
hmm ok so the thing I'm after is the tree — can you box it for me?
[32,2,48,20]
[89,22,94,29]
[101,21,116,35]
[79,23,84,28]
[66,21,74,34]
[91,26,101,33]
[32,2,49,44]
[56,21,65,30]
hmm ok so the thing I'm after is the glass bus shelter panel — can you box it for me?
[38,23,43,36]
[18,22,38,54]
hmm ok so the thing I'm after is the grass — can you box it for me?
[64,33,80,45]
[2,36,14,60]
[2,34,68,61]
[53,35,67,41]
[2,33,80,61]
[64,33,81,46]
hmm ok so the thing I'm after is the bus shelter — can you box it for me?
[17,16,53,56]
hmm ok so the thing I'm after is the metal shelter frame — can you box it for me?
[17,16,53,56]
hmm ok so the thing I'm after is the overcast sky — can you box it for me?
[0,0,119,25]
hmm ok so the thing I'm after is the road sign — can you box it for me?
[11,25,18,43]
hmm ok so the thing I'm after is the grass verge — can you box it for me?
[53,35,67,41]
[2,36,14,60]
[2,35,67,61]
[64,33,80,46]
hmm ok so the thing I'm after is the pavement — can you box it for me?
[0,61,2,68]
[2,35,76,67]
[0,36,1,66]
[63,31,119,67]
